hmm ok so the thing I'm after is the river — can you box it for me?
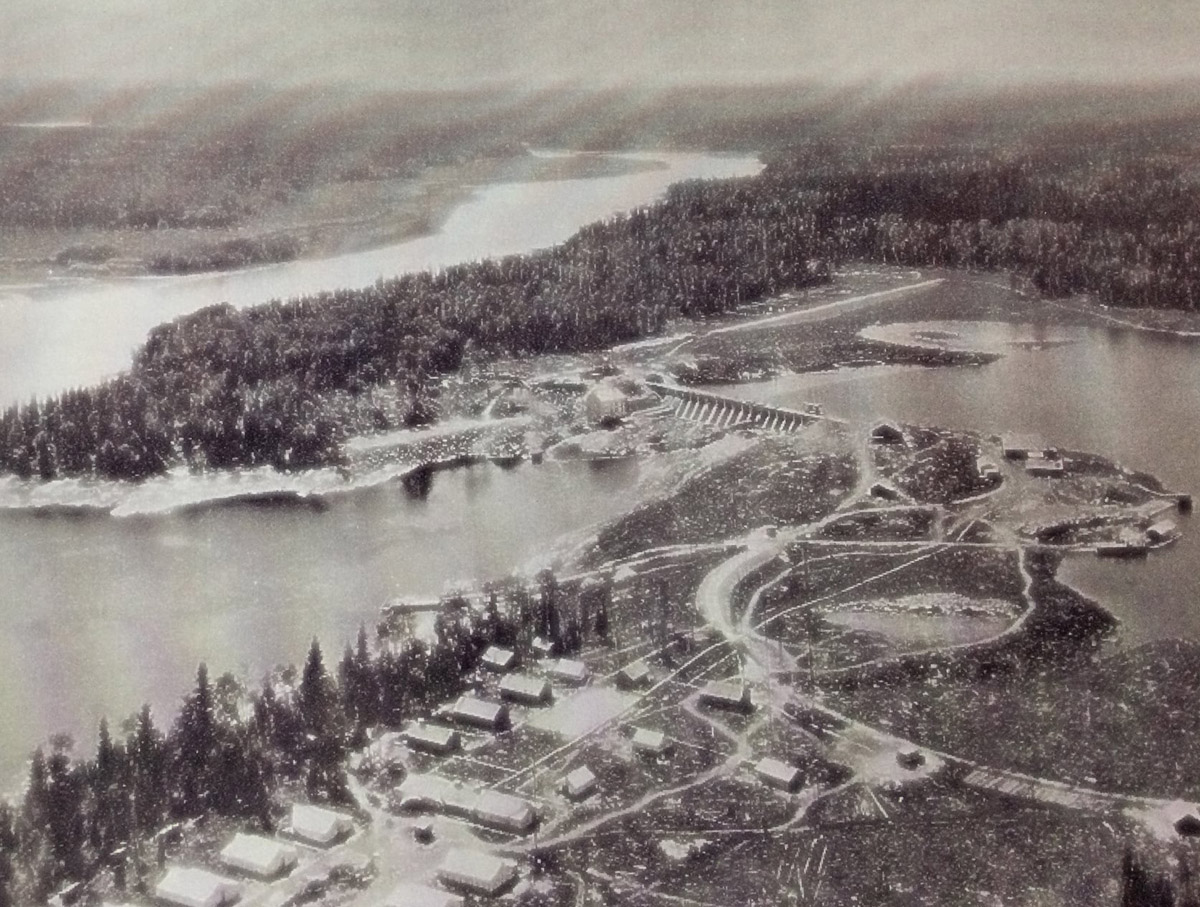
[0,152,760,405]
[0,151,760,782]
[0,160,1197,786]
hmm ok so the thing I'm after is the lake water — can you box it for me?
[0,160,1197,785]
[727,284,1200,651]
[0,151,760,781]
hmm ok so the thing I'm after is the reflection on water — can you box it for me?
[0,459,641,781]
[735,310,1200,650]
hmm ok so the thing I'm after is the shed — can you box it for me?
[219,833,298,879]
[562,766,598,801]
[384,883,464,907]
[473,790,537,833]
[437,849,519,896]
[403,722,461,756]
[632,727,672,758]
[289,804,354,847]
[616,661,651,690]
[499,674,553,705]
[753,757,803,792]
[870,423,904,445]
[531,636,555,658]
[699,680,754,713]
[442,696,510,731]
[548,659,591,686]
[897,748,926,770]
[480,646,517,673]
[154,867,241,907]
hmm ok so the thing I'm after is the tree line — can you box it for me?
[6,133,1200,482]
[0,570,610,905]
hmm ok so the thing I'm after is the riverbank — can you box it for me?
[0,152,668,283]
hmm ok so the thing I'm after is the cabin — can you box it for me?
[699,680,754,713]
[154,867,241,907]
[616,661,651,690]
[562,765,598,801]
[584,384,629,425]
[1025,455,1064,477]
[437,849,519,897]
[473,790,537,833]
[897,748,926,770]
[219,833,298,880]
[548,658,591,686]
[1001,435,1043,460]
[632,727,672,758]
[397,774,476,817]
[753,757,803,792]
[384,883,464,907]
[480,646,517,673]
[1146,520,1178,543]
[288,804,354,847]
[870,422,904,445]
[441,696,510,731]
[403,722,461,756]
[499,674,553,705]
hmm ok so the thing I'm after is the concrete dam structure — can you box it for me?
[645,383,836,433]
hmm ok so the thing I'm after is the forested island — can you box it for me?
[5,97,1200,481]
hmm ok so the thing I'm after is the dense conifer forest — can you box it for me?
[0,572,607,904]
[5,119,1200,482]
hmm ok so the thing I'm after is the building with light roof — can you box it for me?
[499,674,553,705]
[441,696,510,731]
[437,849,518,896]
[632,727,672,758]
[403,722,461,756]
[480,646,517,673]
[548,659,590,686]
[288,804,354,847]
[154,866,241,907]
[562,766,598,801]
[752,758,803,792]
[219,833,297,879]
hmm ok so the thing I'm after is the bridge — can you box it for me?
[646,382,837,433]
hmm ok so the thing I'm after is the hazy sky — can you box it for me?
[3,0,1199,88]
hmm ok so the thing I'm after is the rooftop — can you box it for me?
[154,866,241,907]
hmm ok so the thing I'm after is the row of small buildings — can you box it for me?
[124,804,356,907]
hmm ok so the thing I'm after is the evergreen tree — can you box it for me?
[174,664,216,815]
[298,640,346,801]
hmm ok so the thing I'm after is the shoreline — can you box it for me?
[0,151,670,284]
